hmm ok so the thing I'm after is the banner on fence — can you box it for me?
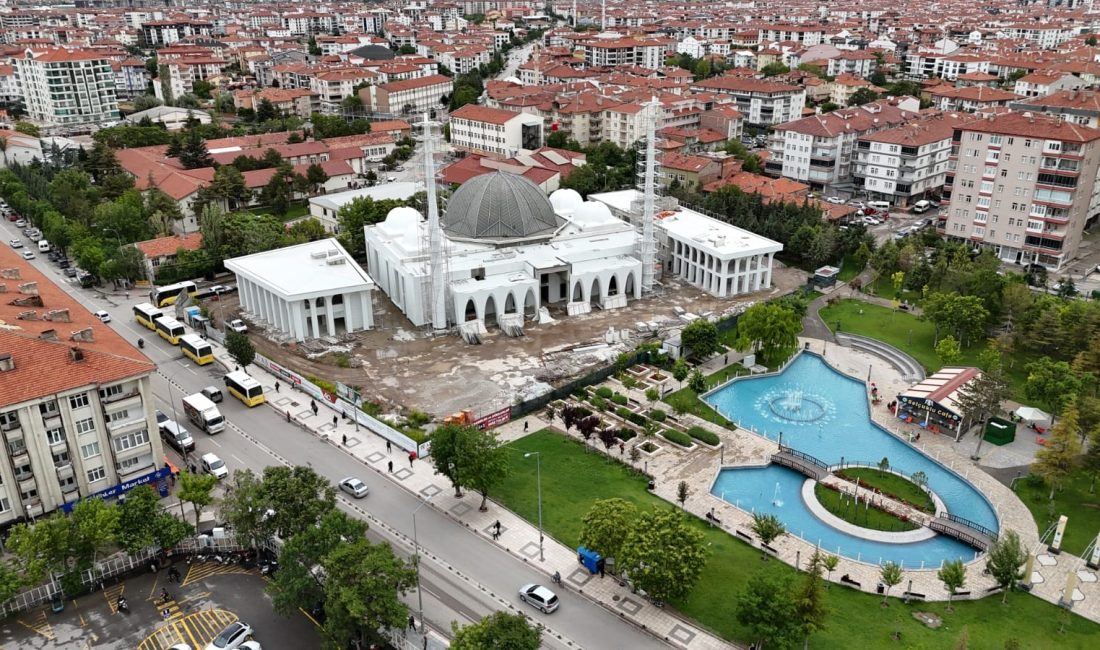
[475,407,511,430]
[62,466,173,513]
[336,381,363,407]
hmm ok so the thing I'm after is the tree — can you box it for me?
[259,465,338,540]
[268,510,367,618]
[218,468,275,548]
[1032,402,1082,500]
[321,537,416,649]
[734,302,802,365]
[936,335,963,366]
[430,424,509,510]
[688,369,707,394]
[938,558,967,613]
[336,196,406,254]
[1025,357,1081,422]
[428,423,467,496]
[822,554,840,587]
[735,572,802,650]
[879,561,903,606]
[260,172,291,216]
[848,88,880,106]
[0,559,25,605]
[191,79,214,100]
[305,163,329,194]
[15,121,40,137]
[796,551,829,645]
[681,318,721,359]
[677,480,690,508]
[618,507,708,604]
[256,98,279,123]
[1088,36,1098,46]
[579,498,638,563]
[761,62,790,77]
[226,330,256,368]
[178,471,217,528]
[307,35,322,56]
[117,485,171,553]
[451,611,541,650]
[986,529,1027,603]
[176,128,212,169]
[751,512,786,556]
[672,358,690,386]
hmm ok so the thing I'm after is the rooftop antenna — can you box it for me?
[640,96,658,294]
[421,112,447,332]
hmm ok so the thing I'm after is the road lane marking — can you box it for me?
[208,438,222,447]
[231,454,245,465]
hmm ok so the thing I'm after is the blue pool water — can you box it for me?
[704,353,999,564]
[711,465,979,567]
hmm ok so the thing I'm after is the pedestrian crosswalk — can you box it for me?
[137,608,239,650]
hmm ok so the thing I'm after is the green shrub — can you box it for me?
[617,428,637,441]
[687,426,720,446]
[611,393,629,406]
[596,386,613,398]
[650,408,667,422]
[405,409,431,427]
[616,407,632,420]
[575,406,592,419]
[308,375,337,396]
[590,396,608,411]
[662,429,693,447]
[627,412,647,426]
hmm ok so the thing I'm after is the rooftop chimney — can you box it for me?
[69,347,85,363]
[0,353,13,372]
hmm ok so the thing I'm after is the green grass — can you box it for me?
[497,429,1100,648]
[662,364,748,428]
[837,256,864,282]
[240,201,310,221]
[813,483,919,531]
[837,468,935,513]
[1014,470,1100,557]
[818,299,1034,398]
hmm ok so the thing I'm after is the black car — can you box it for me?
[63,267,78,278]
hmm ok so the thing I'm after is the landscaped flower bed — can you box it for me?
[661,428,694,448]
[686,425,721,447]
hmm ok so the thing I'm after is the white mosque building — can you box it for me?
[364,171,782,334]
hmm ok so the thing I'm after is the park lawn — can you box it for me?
[498,430,1100,649]
[662,364,748,429]
[837,255,864,282]
[837,467,935,512]
[813,484,919,532]
[1014,469,1100,557]
[240,202,310,221]
[818,299,1033,399]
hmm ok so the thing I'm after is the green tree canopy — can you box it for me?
[226,330,256,368]
[178,471,217,528]
[681,318,721,359]
[734,302,801,365]
[451,611,541,650]
[579,498,638,562]
[735,572,802,650]
[618,507,709,603]
[986,529,1027,603]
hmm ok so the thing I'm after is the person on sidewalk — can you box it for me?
[275,381,280,393]
[524,420,529,432]
[342,434,347,446]
[332,415,338,428]
[311,400,318,416]
[388,460,394,473]
[387,440,392,454]
[408,450,416,467]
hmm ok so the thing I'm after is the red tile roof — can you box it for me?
[134,233,203,259]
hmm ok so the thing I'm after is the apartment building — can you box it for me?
[601,103,647,150]
[1011,89,1100,128]
[689,76,805,125]
[141,19,213,46]
[854,113,968,206]
[233,88,318,120]
[16,49,120,128]
[941,112,1100,270]
[0,250,165,526]
[1012,72,1082,99]
[575,36,670,70]
[360,74,453,116]
[449,104,544,158]
[310,68,378,114]
[757,25,827,46]
[765,98,919,191]
[154,56,228,104]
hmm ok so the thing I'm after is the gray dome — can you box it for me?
[443,172,561,244]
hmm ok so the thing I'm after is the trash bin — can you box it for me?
[647,480,656,491]
[876,582,885,594]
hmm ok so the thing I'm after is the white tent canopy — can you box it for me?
[1014,406,1051,424]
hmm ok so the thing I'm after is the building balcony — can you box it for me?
[17,473,36,491]
[56,462,74,480]
[22,500,43,518]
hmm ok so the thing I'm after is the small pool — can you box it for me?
[704,353,998,564]
[712,465,979,567]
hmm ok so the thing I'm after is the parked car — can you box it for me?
[64,267,78,278]
[93,310,111,322]
[825,196,845,204]
[9,239,22,249]
[339,477,369,499]
[21,250,34,260]
[862,216,881,226]
[201,386,224,403]
[14,218,27,227]
[204,621,252,650]
[161,421,195,453]
[226,319,247,333]
[518,584,559,614]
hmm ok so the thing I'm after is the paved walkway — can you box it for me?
[212,349,738,650]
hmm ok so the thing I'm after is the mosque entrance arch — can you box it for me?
[589,277,602,308]
[524,289,537,319]
[463,298,478,321]
[572,281,584,302]
[607,275,619,296]
[504,292,517,314]
[625,272,637,298]
[484,295,499,328]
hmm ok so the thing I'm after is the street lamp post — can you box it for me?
[524,452,544,562]
[412,494,434,634]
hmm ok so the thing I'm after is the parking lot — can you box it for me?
[0,562,318,650]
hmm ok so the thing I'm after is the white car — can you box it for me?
[204,621,252,650]
[518,583,559,614]
[239,643,262,650]
[226,319,247,333]
[9,239,22,249]
[21,250,34,260]
[93,310,111,322]
[339,477,369,499]
[862,216,881,226]
[200,453,229,480]
[825,196,845,204]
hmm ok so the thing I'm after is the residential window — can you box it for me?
[112,429,149,452]
[80,441,101,460]
[46,426,65,445]
[87,466,106,483]
[99,384,124,401]
[108,409,130,424]
[68,392,89,409]
[75,418,95,435]
[0,497,9,513]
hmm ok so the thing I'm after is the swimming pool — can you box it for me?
[711,465,979,567]
[703,353,999,563]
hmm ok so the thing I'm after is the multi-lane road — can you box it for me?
[3,218,666,649]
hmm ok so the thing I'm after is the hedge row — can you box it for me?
[687,426,720,446]
[662,429,693,447]
[650,408,667,422]
[610,393,629,406]
[596,386,613,399]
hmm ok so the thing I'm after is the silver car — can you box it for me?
[339,477,369,498]
[204,621,252,650]
[518,583,559,614]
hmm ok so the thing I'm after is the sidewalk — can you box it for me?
[213,348,738,650]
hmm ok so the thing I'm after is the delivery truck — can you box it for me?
[182,392,226,434]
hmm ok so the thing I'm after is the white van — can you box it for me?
[912,200,931,214]
[868,201,891,212]
[38,240,51,253]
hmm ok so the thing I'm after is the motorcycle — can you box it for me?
[260,560,279,576]
[137,338,144,349]
[117,597,129,614]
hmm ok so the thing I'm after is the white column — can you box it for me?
[764,253,774,288]
[325,296,337,337]
[363,291,374,329]
[753,255,763,291]
[343,294,356,332]
[309,299,320,339]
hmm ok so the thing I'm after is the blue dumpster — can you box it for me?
[577,546,602,574]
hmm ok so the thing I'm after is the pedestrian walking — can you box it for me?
[524,420,529,432]
[388,460,393,473]
[407,614,415,629]
[275,381,280,393]
[162,608,170,620]
[332,415,338,428]
[619,442,625,455]
[386,440,392,454]
[311,400,318,416]
[408,450,415,467]
[286,410,291,423]
[342,434,347,446]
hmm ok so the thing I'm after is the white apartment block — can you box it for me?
[449,104,544,158]
[310,69,377,114]
[361,74,453,116]
[757,25,826,46]
[576,37,669,70]
[690,77,805,125]
[854,114,966,206]
[437,49,490,76]
[942,112,1100,270]
[602,104,647,150]
[1011,90,1100,128]
[765,98,919,190]
[16,49,120,128]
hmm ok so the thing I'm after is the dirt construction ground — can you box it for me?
[208,266,806,419]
